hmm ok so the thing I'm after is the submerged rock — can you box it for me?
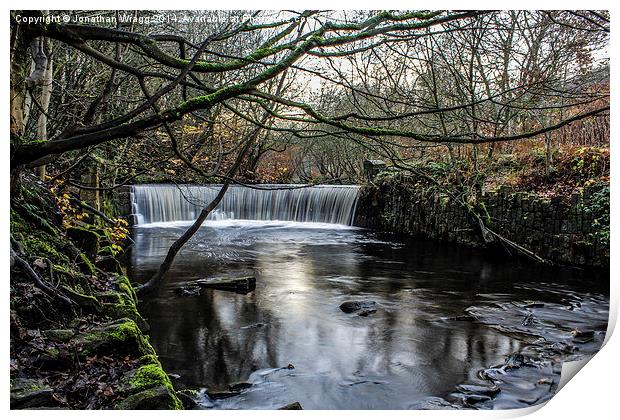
[456,384,501,397]
[571,329,595,343]
[339,300,377,314]
[228,382,253,392]
[206,390,241,399]
[461,394,492,406]
[358,309,377,317]
[409,397,460,410]
[196,276,256,294]
[503,353,530,370]
[174,286,201,296]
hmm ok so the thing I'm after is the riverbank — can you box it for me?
[355,172,609,268]
[10,173,183,409]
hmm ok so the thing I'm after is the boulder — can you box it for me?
[279,401,303,410]
[339,300,377,314]
[69,318,155,357]
[115,386,181,410]
[10,378,54,409]
[176,390,198,409]
[116,361,183,410]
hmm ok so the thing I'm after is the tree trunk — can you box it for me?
[35,45,53,180]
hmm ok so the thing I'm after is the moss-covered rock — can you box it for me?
[115,385,182,410]
[69,318,155,357]
[10,378,54,409]
[11,173,181,409]
[78,253,97,275]
[66,226,99,259]
[279,401,303,410]
[98,276,149,331]
[176,389,199,409]
[42,329,75,342]
[116,359,183,410]
[95,255,124,274]
[61,286,102,313]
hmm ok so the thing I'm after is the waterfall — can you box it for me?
[131,184,360,226]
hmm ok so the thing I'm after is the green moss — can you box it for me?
[129,363,172,392]
[477,201,492,225]
[115,385,182,410]
[12,207,70,263]
[52,263,82,278]
[79,253,97,275]
[178,388,198,397]
[119,359,183,410]
[116,276,138,303]
[72,319,155,357]
[138,354,160,366]
[22,138,48,145]
[109,321,152,352]
[99,277,145,326]
[21,234,68,262]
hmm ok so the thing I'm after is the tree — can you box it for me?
[10,10,610,293]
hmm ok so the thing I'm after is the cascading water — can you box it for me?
[130,184,360,226]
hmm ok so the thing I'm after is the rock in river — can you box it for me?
[456,384,501,397]
[207,389,241,399]
[174,286,201,296]
[197,276,256,294]
[228,382,253,392]
[339,300,377,314]
[279,401,303,409]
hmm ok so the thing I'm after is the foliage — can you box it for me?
[50,180,129,256]
[584,183,610,247]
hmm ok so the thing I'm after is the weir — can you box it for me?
[130,184,360,226]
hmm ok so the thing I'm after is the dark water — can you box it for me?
[132,220,609,409]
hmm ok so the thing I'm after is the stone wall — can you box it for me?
[113,186,133,222]
[354,174,609,268]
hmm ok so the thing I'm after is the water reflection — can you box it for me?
[132,220,608,409]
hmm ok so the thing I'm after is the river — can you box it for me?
[130,215,608,409]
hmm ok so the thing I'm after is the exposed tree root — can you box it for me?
[10,242,77,310]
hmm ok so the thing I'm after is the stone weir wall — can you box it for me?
[354,174,609,268]
[115,186,133,219]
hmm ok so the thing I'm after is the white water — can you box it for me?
[130,184,360,226]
